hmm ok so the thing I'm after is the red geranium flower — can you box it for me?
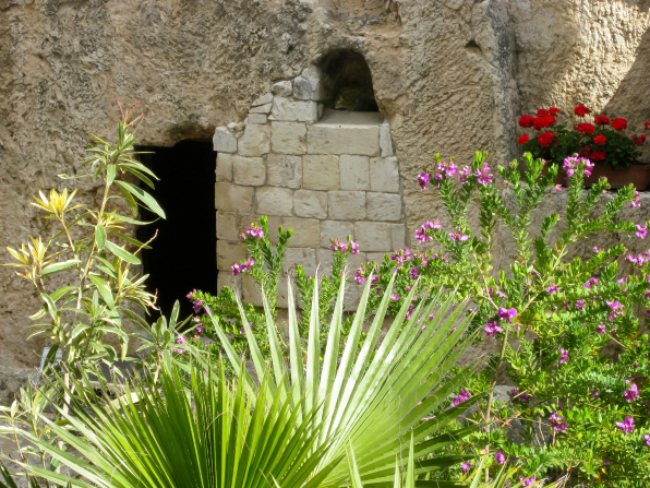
[546,115,557,126]
[538,132,554,147]
[594,116,610,125]
[579,146,591,158]
[591,151,606,161]
[576,123,595,135]
[549,107,559,115]
[533,117,550,131]
[518,115,534,128]
[518,134,529,145]
[574,104,590,117]
[612,118,628,130]
[537,109,549,117]
[632,134,646,145]
[645,121,650,129]
[594,134,606,145]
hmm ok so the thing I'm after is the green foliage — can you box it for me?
[206,272,481,487]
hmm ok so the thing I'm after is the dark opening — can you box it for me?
[136,140,217,320]
[319,50,379,112]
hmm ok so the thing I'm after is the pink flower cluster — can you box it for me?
[562,155,594,177]
[231,257,255,276]
[616,416,634,435]
[450,389,471,408]
[330,238,359,254]
[415,219,442,243]
[549,411,567,433]
[630,190,641,208]
[623,381,639,403]
[626,252,650,266]
[241,223,264,240]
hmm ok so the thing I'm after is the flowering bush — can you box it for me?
[517,105,648,169]
[355,152,649,486]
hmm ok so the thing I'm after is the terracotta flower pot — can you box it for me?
[552,164,650,190]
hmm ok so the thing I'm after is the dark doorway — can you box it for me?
[136,140,217,320]
[318,50,379,112]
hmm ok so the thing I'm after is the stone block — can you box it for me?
[233,156,266,186]
[216,153,233,182]
[354,222,392,252]
[302,155,339,190]
[242,274,264,307]
[238,124,271,157]
[293,190,327,219]
[366,192,402,221]
[215,182,254,213]
[339,155,370,190]
[281,217,321,248]
[271,97,319,122]
[391,224,407,249]
[271,81,292,97]
[379,121,394,157]
[250,103,272,114]
[328,191,366,221]
[369,156,399,193]
[282,248,317,276]
[216,212,239,241]
[307,125,380,156]
[320,220,355,248]
[267,154,302,189]
[217,240,248,271]
[213,127,237,153]
[292,66,324,101]
[246,113,267,124]
[271,122,307,154]
[217,273,241,293]
[252,92,273,107]
[255,187,294,216]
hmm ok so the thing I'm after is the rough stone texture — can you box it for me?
[271,97,319,122]
[339,155,370,191]
[215,183,254,213]
[255,187,294,216]
[272,81,292,97]
[302,155,340,190]
[266,154,302,189]
[308,123,380,156]
[354,222,393,252]
[213,127,237,153]
[328,191,366,221]
[3,0,650,378]
[294,190,328,219]
[366,192,402,221]
[281,217,321,248]
[271,122,307,155]
[282,248,317,276]
[321,220,355,248]
[217,240,248,271]
[246,113,267,125]
[369,157,399,193]
[216,153,234,182]
[379,121,394,157]
[216,212,240,241]
[238,124,271,157]
[292,66,324,101]
[232,156,266,186]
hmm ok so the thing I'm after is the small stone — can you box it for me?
[267,154,302,189]
[272,97,319,122]
[366,192,402,221]
[217,240,248,271]
[328,191,366,221]
[354,222,392,252]
[255,187,294,216]
[292,66,324,101]
[271,81,292,97]
[227,122,238,131]
[252,92,273,107]
[282,217,321,248]
[235,122,244,132]
[246,113,268,124]
[233,156,266,186]
[294,190,327,219]
[271,121,307,154]
[320,220,354,248]
[339,155,370,190]
[302,155,339,190]
[215,182,254,213]
[238,124,271,157]
[216,153,234,182]
[379,121,394,157]
[216,212,240,241]
[213,127,237,153]
[369,156,399,192]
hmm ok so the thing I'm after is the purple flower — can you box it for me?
[508,388,531,403]
[549,412,567,433]
[616,416,635,435]
[593,391,600,399]
[177,335,186,345]
[450,389,471,407]
[484,321,503,338]
[355,268,365,284]
[461,462,473,474]
[629,191,641,208]
[546,283,559,294]
[330,238,348,252]
[644,434,650,446]
[192,300,202,313]
[559,348,569,365]
[449,229,469,242]
[494,451,506,465]
[196,325,204,333]
[584,277,599,288]
[418,172,430,190]
[350,240,359,254]
[245,224,264,239]
[597,324,605,334]
[623,383,639,403]
[391,293,400,301]
[497,307,517,323]
[520,476,537,487]
[575,299,585,311]
[636,224,648,239]
[593,247,603,253]
[605,300,623,312]
[555,184,562,192]
[186,289,197,299]
[474,164,493,185]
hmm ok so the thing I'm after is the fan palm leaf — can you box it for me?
[206,273,481,487]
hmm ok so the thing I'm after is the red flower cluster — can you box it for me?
[576,123,595,135]
[591,151,606,161]
[632,134,647,145]
[595,115,610,125]
[538,132,554,147]
[594,134,606,145]
[612,118,628,131]
[574,104,590,116]
[519,112,555,130]
[518,134,529,145]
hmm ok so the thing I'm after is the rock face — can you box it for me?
[2,0,650,389]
